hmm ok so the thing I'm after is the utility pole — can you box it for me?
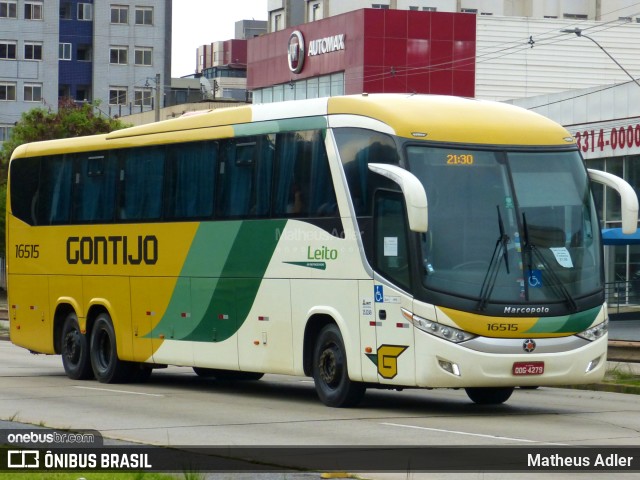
[155,73,161,122]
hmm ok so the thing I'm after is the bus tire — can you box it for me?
[61,312,93,380]
[465,387,514,405]
[89,313,132,383]
[312,324,365,408]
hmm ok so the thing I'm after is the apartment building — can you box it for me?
[0,0,172,141]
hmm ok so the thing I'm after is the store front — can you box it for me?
[247,8,476,102]
[568,109,640,306]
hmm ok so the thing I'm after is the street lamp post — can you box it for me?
[155,73,161,122]
[560,27,640,88]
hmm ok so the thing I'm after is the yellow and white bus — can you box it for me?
[7,94,638,407]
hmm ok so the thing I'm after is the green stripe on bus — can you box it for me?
[146,219,287,342]
[523,306,601,334]
[233,117,327,137]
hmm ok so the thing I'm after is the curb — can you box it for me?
[559,383,640,395]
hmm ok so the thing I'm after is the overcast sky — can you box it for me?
[171,0,268,78]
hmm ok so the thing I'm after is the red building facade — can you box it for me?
[248,8,476,101]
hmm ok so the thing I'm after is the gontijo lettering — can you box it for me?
[66,235,158,265]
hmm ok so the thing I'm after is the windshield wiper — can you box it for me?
[477,206,511,311]
[522,213,578,312]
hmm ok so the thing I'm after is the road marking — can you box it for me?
[381,422,567,445]
[73,386,164,397]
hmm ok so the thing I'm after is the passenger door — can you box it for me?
[372,191,416,386]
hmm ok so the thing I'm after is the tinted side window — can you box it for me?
[165,141,217,219]
[39,155,74,225]
[119,147,165,220]
[334,128,399,216]
[374,191,411,290]
[73,153,117,223]
[273,130,337,218]
[217,135,274,218]
[9,157,40,225]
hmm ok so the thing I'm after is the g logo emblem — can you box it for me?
[366,345,408,379]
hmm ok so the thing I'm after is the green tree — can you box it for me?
[0,99,129,262]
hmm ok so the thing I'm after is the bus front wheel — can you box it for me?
[465,387,514,405]
[312,324,365,408]
[61,312,93,380]
[89,313,132,383]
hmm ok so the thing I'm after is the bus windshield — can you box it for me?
[407,147,602,308]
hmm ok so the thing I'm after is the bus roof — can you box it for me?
[11,94,573,159]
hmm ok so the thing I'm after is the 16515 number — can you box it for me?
[15,244,40,259]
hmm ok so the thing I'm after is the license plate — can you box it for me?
[512,361,544,376]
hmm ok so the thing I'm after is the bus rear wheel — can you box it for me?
[89,313,132,383]
[312,324,365,408]
[465,387,514,405]
[61,312,93,380]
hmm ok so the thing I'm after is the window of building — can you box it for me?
[110,47,128,65]
[24,42,43,60]
[77,3,92,21]
[109,87,127,105]
[111,5,128,24]
[134,47,152,66]
[309,2,322,21]
[24,83,42,102]
[372,4,390,9]
[0,124,13,142]
[60,2,72,19]
[272,12,282,31]
[59,84,71,98]
[461,8,478,13]
[59,43,72,60]
[77,44,92,61]
[0,1,17,18]
[563,13,588,19]
[423,7,437,11]
[0,82,16,101]
[135,6,153,25]
[75,86,90,102]
[0,41,17,60]
[24,1,43,20]
[134,88,152,106]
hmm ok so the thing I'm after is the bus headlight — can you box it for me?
[402,309,475,343]
[577,319,608,341]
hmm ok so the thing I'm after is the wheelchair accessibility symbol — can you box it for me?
[527,270,542,288]
[374,285,384,303]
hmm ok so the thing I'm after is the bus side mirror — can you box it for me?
[588,169,639,234]
[368,163,428,233]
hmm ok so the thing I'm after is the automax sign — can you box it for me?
[287,30,346,74]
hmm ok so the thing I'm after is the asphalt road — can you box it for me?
[1,340,640,479]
